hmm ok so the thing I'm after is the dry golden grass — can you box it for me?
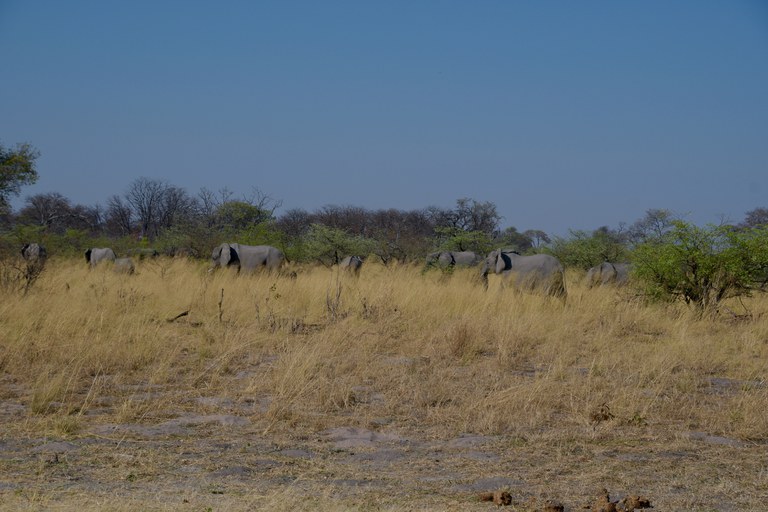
[0,257,767,510]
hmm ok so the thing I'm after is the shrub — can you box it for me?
[632,221,768,313]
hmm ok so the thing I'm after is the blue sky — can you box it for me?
[2,1,767,236]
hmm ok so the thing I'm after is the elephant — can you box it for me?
[21,243,47,284]
[113,257,136,274]
[211,243,285,273]
[585,262,632,287]
[85,248,116,267]
[425,251,483,269]
[21,243,47,265]
[480,249,566,298]
[339,255,363,275]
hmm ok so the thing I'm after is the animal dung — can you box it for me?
[478,490,513,506]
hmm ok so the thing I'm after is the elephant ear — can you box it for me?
[495,250,507,274]
[220,243,233,267]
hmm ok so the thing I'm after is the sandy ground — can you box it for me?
[1,368,765,511]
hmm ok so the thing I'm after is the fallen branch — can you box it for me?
[166,310,190,323]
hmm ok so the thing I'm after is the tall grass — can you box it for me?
[1,257,766,442]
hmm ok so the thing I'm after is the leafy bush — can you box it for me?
[298,224,378,265]
[432,227,494,255]
[548,228,629,270]
[632,221,768,313]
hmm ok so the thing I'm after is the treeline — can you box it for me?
[3,176,767,270]
[1,175,554,264]
[3,142,768,314]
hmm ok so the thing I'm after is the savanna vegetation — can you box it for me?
[0,260,767,510]
[3,142,768,313]
[2,141,768,510]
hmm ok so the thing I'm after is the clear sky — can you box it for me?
[2,1,767,236]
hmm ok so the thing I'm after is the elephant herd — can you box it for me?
[424,249,631,298]
[84,247,136,274]
[18,242,631,298]
[210,243,363,276]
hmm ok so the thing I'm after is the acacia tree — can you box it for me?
[524,229,551,249]
[368,208,434,264]
[428,198,501,236]
[300,224,378,266]
[493,226,533,253]
[628,208,675,245]
[549,227,629,270]
[0,142,39,216]
[633,221,768,314]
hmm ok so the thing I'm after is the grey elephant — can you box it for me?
[211,243,285,273]
[85,247,116,267]
[339,255,363,275]
[480,249,566,298]
[425,251,483,269]
[21,243,47,284]
[21,243,47,265]
[113,257,136,274]
[585,262,631,287]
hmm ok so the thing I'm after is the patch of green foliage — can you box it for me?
[432,227,494,255]
[293,224,378,266]
[632,221,768,313]
[548,228,629,270]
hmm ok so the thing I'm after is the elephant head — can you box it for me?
[586,262,631,287]
[212,243,239,269]
[340,255,363,274]
[21,243,47,263]
[480,249,514,284]
[424,252,442,268]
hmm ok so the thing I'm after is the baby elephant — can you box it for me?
[113,257,136,274]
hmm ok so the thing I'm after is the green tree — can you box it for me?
[632,221,768,314]
[493,226,533,253]
[0,142,39,214]
[548,227,629,270]
[217,200,272,229]
[628,208,675,245]
[433,226,494,255]
[300,224,377,266]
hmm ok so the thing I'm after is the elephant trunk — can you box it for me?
[480,263,490,289]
